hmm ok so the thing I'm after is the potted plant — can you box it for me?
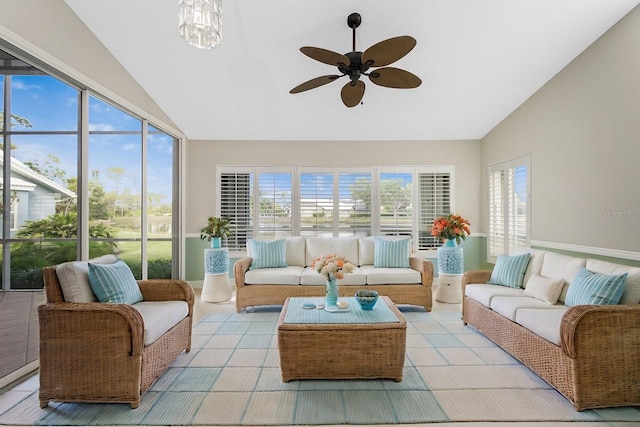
[200,216,232,248]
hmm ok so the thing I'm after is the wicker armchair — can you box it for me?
[38,265,194,409]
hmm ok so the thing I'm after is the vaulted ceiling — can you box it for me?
[64,0,639,141]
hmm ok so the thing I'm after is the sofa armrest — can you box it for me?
[38,302,145,357]
[409,257,434,287]
[234,257,253,288]
[560,304,640,359]
[462,270,493,285]
[462,270,492,289]
[138,279,194,316]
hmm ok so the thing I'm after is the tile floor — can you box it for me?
[0,288,636,427]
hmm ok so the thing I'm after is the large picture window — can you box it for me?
[0,43,181,383]
[487,155,531,261]
[0,47,181,289]
[218,166,454,253]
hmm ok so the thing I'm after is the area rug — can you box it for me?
[1,307,639,426]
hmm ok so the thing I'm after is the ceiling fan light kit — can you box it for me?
[290,12,422,107]
[178,0,222,49]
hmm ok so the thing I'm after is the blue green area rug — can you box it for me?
[1,307,639,425]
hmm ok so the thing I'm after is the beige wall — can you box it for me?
[0,0,177,131]
[186,140,482,234]
[481,5,640,254]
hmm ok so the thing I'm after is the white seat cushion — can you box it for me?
[515,306,569,346]
[360,265,421,285]
[490,296,559,321]
[244,266,304,285]
[132,301,189,346]
[300,266,367,285]
[56,254,119,302]
[464,283,525,308]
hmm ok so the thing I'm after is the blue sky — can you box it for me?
[5,75,174,202]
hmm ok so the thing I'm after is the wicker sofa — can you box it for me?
[462,249,640,411]
[38,255,194,409]
[233,236,433,312]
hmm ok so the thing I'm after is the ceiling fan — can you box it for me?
[290,12,422,108]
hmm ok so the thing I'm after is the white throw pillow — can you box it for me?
[56,254,119,302]
[524,274,565,304]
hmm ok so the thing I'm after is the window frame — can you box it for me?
[487,155,531,263]
[218,165,455,256]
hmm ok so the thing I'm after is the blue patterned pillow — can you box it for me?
[565,268,627,306]
[373,237,410,268]
[249,239,287,269]
[486,253,531,288]
[88,260,143,304]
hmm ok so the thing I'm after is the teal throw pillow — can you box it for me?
[565,268,627,306]
[88,260,143,304]
[249,239,287,269]
[486,253,531,288]
[373,237,410,268]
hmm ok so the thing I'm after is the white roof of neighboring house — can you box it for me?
[0,177,36,192]
[0,157,76,198]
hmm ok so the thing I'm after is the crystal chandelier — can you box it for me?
[178,0,222,49]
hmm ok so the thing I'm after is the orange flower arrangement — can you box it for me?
[431,214,471,244]
[311,253,356,280]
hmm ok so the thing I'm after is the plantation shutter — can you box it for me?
[418,171,451,249]
[379,171,413,236]
[338,172,372,236]
[220,172,252,251]
[256,172,292,239]
[488,156,530,261]
[488,170,505,258]
[299,171,334,236]
[509,165,528,252]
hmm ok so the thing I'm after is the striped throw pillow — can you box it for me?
[249,239,288,269]
[565,268,627,306]
[88,260,143,304]
[373,237,410,268]
[486,253,531,288]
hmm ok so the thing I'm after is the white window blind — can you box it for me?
[418,171,451,249]
[218,166,454,253]
[488,170,505,257]
[299,172,334,236]
[256,172,292,239]
[219,172,253,251]
[338,172,372,236]
[379,171,413,236]
[488,156,530,261]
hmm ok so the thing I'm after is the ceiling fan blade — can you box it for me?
[300,47,350,67]
[341,80,365,108]
[361,36,417,67]
[369,67,422,89]
[290,75,342,94]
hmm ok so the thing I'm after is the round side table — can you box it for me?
[202,248,232,303]
[435,273,463,303]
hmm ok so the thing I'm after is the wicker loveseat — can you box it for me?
[234,236,433,312]
[38,255,194,409]
[462,249,640,411]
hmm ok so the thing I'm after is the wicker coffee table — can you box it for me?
[277,296,406,382]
